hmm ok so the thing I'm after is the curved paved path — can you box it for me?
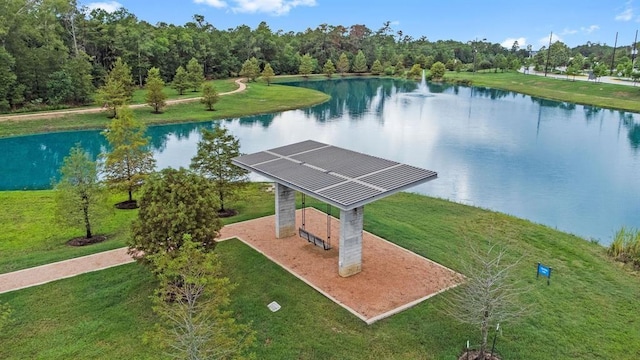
[0,78,247,122]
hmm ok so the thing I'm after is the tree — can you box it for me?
[352,50,368,73]
[323,59,336,78]
[0,48,16,112]
[407,63,422,78]
[370,59,383,75]
[394,58,405,76]
[186,57,204,92]
[336,52,350,75]
[172,66,189,95]
[96,75,128,118]
[102,107,156,205]
[190,126,248,215]
[593,63,608,82]
[261,62,275,85]
[494,54,508,72]
[446,244,529,359]
[145,67,167,113]
[201,83,219,111]
[239,57,260,82]
[298,53,315,77]
[129,167,222,260]
[147,235,256,359]
[430,61,446,80]
[55,144,108,240]
[109,57,135,98]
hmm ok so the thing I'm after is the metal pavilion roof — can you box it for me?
[232,140,438,210]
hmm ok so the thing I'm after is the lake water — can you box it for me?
[2,78,640,244]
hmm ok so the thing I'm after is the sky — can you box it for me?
[82,0,640,49]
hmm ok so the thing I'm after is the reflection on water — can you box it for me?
[2,78,640,244]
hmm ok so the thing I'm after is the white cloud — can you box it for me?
[86,1,122,12]
[560,28,578,35]
[615,1,634,21]
[581,25,600,33]
[195,0,316,15]
[194,0,228,8]
[539,33,563,47]
[390,20,400,26]
[500,37,526,49]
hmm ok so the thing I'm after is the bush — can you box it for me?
[608,227,640,266]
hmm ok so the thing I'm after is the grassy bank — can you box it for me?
[0,82,329,138]
[0,184,274,274]
[1,191,639,359]
[445,71,640,113]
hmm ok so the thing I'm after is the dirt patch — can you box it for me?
[458,350,501,360]
[115,200,138,209]
[218,208,463,323]
[218,209,238,218]
[66,235,107,246]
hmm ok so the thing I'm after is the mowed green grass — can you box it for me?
[1,191,640,359]
[0,184,274,274]
[0,82,329,138]
[445,71,640,113]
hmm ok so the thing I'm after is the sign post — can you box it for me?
[536,262,552,285]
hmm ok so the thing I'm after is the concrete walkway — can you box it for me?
[0,78,247,122]
[520,68,638,86]
[0,248,134,294]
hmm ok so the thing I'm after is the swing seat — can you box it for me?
[299,227,331,250]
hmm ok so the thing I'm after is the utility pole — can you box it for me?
[610,32,618,75]
[544,32,553,77]
[632,30,638,69]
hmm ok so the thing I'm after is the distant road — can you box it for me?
[0,78,247,122]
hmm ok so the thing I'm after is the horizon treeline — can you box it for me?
[0,0,634,112]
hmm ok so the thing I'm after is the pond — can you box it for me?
[2,77,640,244]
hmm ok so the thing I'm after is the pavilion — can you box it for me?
[232,140,437,277]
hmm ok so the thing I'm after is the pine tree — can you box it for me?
[109,57,135,98]
[201,83,219,111]
[261,62,275,85]
[239,57,260,82]
[172,66,189,95]
[102,107,156,205]
[96,75,127,118]
[371,59,384,75]
[336,52,350,75]
[299,53,315,77]
[55,144,108,239]
[145,67,167,113]
[190,126,248,214]
[352,50,368,73]
[323,59,336,78]
[186,58,204,92]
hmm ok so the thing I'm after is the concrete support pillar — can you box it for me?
[339,206,364,277]
[275,183,296,238]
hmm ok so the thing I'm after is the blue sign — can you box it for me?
[537,263,552,285]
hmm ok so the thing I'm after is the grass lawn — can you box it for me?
[0,82,329,138]
[1,192,640,359]
[0,183,274,274]
[445,71,640,113]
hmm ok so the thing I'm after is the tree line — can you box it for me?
[1,0,635,112]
